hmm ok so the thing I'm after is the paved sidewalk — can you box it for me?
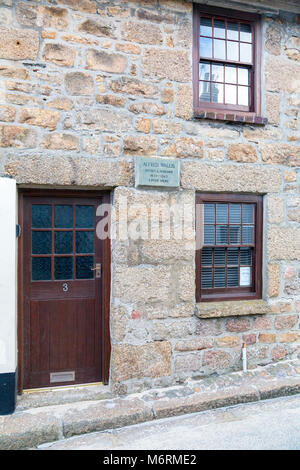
[0,359,300,450]
[39,395,300,450]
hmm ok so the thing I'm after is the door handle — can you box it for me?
[91,263,101,278]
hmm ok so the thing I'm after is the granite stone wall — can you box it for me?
[0,0,299,394]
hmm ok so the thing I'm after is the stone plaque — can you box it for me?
[135,157,179,188]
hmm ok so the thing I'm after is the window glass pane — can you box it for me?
[225,65,237,84]
[216,225,228,244]
[214,247,225,265]
[214,19,225,38]
[238,67,249,85]
[240,42,252,63]
[32,257,51,281]
[200,17,212,37]
[240,247,252,265]
[200,37,212,58]
[227,22,239,40]
[214,267,225,287]
[211,83,224,103]
[242,204,254,223]
[227,247,239,265]
[227,267,239,286]
[199,61,210,81]
[214,39,226,60]
[204,203,215,223]
[55,205,73,228]
[229,225,241,244]
[201,268,212,288]
[76,231,94,254]
[240,23,252,42]
[212,63,223,82]
[229,204,241,223]
[76,205,94,228]
[227,41,239,61]
[238,86,249,106]
[54,256,73,280]
[76,256,94,280]
[32,205,51,228]
[199,81,211,101]
[225,84,237,104]
[32,231,51,255]
[216,204,228,223]
[55,231,73,254]
[201,247,212,266]
[242,226,254,244]
[204,225,215,245]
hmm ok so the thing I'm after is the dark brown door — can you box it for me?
[21,192,111,390]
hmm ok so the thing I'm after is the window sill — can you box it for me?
[194,110,268,125]
[195,299,268,319]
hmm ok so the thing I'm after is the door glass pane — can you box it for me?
[204,225,215,245]
[55,231,73,254]
[214,267,225,287]
[229,225,241,244]
[229,204,241,223]
[227,247,239,265]
[227,22,239,40]
[214,39,226,59]
[225,84,237,104]
[227,41,239,61]
[216,225,228,244]
[54,256,73,280]
[240,23,252,42]
[76,256,94,279]
[201,247,212,265]
[32,205,51,228]
[214,19,225,38]
[32,231,51,254]
[199,81,210,102]
[240,43,252,63]
[201,268,212,288]
[55,205,73,228]
[200,17,212,36]
[32,257,51,281]
[76,231,94,254]
[216,204,228,223]
[204,203,215,223]
[200,37,212,58]
[199,61,210,81]
[75,206,94,228]
[211,83,223,103]
[227,267,239,286]
[214,247,225,265]
[212,63,223,82]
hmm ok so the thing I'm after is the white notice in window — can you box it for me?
[240,267,251,286]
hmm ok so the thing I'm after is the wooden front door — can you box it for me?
[20,192,111,390]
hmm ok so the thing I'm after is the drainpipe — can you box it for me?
[242,342,247,373]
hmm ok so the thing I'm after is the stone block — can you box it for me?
[268,264,280,298]
[86,49,127,73]
[227,144,257,163]
[111,342,171,381]
[143,49,191,82]
[42,43,75,67]
[121,21,163,45]
[0,28,39,60]
[65,72,94,95]
[268,227,300,260]
[40,133,80,151]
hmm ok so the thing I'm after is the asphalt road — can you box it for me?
[40,394,300,450]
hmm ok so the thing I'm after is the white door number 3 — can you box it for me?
[62,283,68,292]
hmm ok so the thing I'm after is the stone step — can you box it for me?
[16,383,114,412]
